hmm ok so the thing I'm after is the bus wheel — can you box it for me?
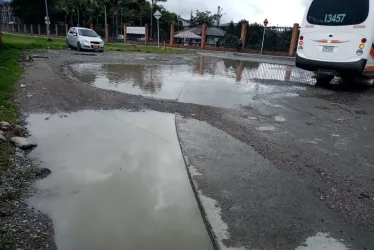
[315,74,334,87]
[342,76,373,88]
[339,76,353,87]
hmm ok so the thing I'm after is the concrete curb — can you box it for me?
[174,115,220,250]
[233,52,295,61]
[199,51,296,66]
[233,53,296,66]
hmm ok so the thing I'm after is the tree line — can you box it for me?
[10,0,180,37]
[185,11,293,52]
[221,20,293,52]
[10,0,293,51]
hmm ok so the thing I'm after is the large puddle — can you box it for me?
[69,56,314,108]
[28,110,213,250]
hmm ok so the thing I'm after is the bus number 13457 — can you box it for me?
[324,14,346,23]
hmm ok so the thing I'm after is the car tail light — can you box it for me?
[362,38,367,43]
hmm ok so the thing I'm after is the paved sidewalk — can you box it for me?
[199,51,296,66]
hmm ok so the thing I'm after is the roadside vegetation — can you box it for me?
[0,33,53,250]
[0,43,22,123]
[0,36,23,181]
[2,34,192,54]
[0,35,20,250]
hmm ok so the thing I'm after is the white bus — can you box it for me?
[296,0,374,85]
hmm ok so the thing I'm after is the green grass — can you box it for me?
[0,35,23,181]
[2,34,193,54]
[105,42,193,54]
[0,48,22,124]
[2,34,66,50]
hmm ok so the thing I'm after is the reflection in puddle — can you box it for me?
[69,56,314,108]
[28,110,213,250]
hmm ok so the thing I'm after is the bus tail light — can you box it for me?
[298,36,304,51]
[362,38,367,43]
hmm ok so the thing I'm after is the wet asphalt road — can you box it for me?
[18,50,374,250]
[176,117,373,250]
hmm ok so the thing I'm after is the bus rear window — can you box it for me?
[307,0,369,26]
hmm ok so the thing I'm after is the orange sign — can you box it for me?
[263,18,269,26]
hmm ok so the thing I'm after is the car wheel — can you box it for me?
[99,49,104,53]
[77,42,81,52]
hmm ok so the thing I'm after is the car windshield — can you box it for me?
[78,29,98,37]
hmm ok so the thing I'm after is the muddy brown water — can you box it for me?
[27,110,213,250]
[68,56,314,108]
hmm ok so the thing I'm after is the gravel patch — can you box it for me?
[0,141,55,250]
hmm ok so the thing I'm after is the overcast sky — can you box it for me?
[161,0,310,26]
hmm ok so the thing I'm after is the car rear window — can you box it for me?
[307,0,369,26]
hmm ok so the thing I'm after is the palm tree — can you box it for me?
[112,0,137,36]
[122,8,137,25]
[136,0,150,26]
[85,0,101,27]
[54,0,74,25]
[72,0,88,26]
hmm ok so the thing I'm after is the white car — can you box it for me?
[66,27,104,52]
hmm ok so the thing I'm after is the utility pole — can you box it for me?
[44,0,50,35]
[104,5,107,27]
[150,3,153,39]
[261,18,269,55]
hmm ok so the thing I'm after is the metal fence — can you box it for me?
[56,24,67,37]
[1,22,100,38]
[1,21,298,57]
[1,23,52,36]
[170,24,295,55]
[107,25,171,45]
[173,28,202,48]
[262,26,293,53]
[240,26,294,54]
